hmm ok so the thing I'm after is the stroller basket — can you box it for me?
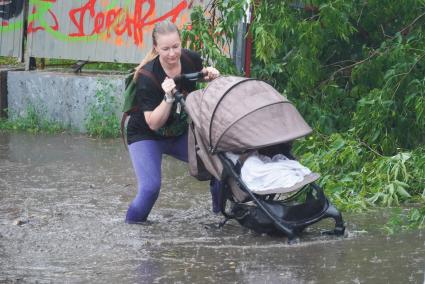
[181,75,345,240]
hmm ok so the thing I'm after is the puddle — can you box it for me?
[0,133,424,283]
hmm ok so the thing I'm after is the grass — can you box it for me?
[0,106,67,134]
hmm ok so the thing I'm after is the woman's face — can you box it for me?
[154,32,182,67]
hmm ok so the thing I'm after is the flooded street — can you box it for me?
[0,133,424,283]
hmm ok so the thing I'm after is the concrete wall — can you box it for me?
[7,70,125,132]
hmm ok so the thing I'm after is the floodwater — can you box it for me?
[0,133,423,284]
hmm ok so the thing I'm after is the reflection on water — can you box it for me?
[0,132,424,283]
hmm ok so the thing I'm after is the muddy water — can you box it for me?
[0,133,423,284]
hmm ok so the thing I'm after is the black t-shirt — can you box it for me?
[126,49,203,145]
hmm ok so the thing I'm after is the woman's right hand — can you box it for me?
[161,77,176,95]
[203,66,220,81]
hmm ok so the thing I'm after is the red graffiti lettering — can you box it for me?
[105,8,122,37]
[68,0,188,46]
[68,0,96,37]
[93,11,105,34]
[25,0,190,47]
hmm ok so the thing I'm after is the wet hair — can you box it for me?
[134,21,181,80]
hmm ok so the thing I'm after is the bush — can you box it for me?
[85,79,120,138]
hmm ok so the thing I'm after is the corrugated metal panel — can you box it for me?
[0,0,25,58]
[27,0,202,64]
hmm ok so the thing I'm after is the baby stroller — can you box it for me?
[175,73,345,241]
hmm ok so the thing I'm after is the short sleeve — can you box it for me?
[135,76,162,112]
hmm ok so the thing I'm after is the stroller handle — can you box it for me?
[173,71,206,83]
[173,71,206,104]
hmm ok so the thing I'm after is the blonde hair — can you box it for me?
[134,21,181,80]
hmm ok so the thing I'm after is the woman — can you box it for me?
[125,21,220,223]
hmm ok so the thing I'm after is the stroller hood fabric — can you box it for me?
[185,76,312,180]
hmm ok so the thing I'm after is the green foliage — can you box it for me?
[408,206,425,229]
[0,105,65,133]
[247,0,425,154]
[365,152,412,206]
[0,56,21,66]
[385,205,425,234]
[294,133,424,213]
[85,79,120,138]
[181,2,244,75]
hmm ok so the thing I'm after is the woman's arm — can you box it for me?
[143,104,173,131]
[144,77,176,131]
[143,66,219,130]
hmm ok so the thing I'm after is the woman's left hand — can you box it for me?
[203,66,220,81]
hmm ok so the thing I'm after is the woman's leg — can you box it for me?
[164,133,188,162]
[209,178,221,214]
[126,140,163,223]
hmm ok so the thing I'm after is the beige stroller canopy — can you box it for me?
[186,76,312,154]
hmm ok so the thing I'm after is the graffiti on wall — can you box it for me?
[27,0,195,47]
[1,0,203,62]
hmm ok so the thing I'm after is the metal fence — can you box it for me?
[1,0,202,64]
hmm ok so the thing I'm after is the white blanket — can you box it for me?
[228,152,312,192]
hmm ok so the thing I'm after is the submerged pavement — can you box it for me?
[0,133,424,283]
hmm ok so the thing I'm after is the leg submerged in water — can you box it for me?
[126,135,222,222]
[125,181,160,223]
[210,178,221,214]
[126,140,163,223]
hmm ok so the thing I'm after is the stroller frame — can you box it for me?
[218,152,345,240]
